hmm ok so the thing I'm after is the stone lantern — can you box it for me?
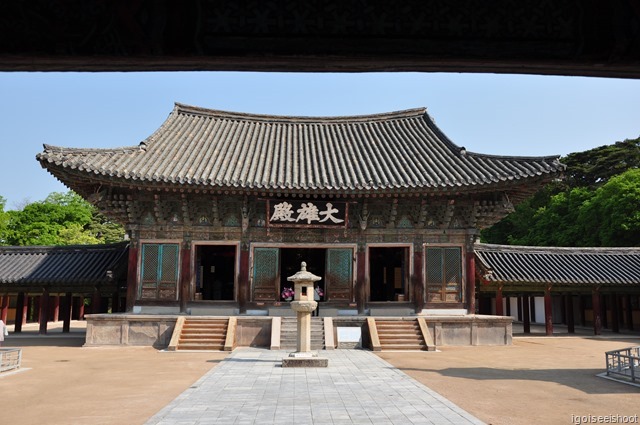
[282,262,328,367]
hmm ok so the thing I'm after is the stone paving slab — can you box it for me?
[146,348,484,425]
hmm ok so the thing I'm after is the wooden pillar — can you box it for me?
[560,295,567,325]
[14,293,26,332]
[566,294,575,334]
[592,289,602,335]
[517,296,523,321]
[39,288,50,335]
[52,295,60,322]
[505,296,511,316]
[529,296,536,323]
[413,249,424,314]
[125,244,139,312]
[601,294,608,329]
[495,286,504,316]
[0,294,9,323]
[611,293,620,333]
[101,297,111,313]
[77,297,85,320]
[625,295,634,331]
[91,289,101,315]
[466,250,476,314]
[544,287,553,336]
[111,292,120,313]
[71,296,80,320]
[179,244,192,313]
[522,295,531,334]
[238,248,249,314]
[356,249,366,314]
[578,295,586,327]
[33,296,40,323]
[62,292,72,333]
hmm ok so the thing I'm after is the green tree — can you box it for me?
[0,196,9,244]
[480,184,562,245]
[482,137,640,247]
[88,213,126,244]
[562,138,640,188]
[521,187,593,246]
[578,169,640,246]
[2,191,125,246]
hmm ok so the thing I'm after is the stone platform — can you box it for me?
[84,313,513,348]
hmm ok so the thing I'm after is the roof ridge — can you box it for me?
[475,243,640,253]
[40,143,143,155]
[173,102,427,123]
[0,242,130,254]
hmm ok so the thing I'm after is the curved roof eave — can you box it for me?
[37,104,565,194]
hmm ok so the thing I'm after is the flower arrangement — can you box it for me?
[281,287,295,300]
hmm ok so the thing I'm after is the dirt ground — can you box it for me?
[1,322,639,425]
[0,322,226,425]
[379,331,640,425]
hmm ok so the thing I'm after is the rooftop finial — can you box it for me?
[301,261,307,271]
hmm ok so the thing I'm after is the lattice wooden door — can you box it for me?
[252,247,280,301]
[325,248,353,301]
[140,243,179,300]
[425,247,462,303]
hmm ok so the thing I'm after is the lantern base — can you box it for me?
[282,355,329,368]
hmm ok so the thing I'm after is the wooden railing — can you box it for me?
[605,346,639,384]
[0,348,22,373]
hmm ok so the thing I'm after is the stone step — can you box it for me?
[176,318,229,351]
[183,324,227,329]
[280,318,325,350]
[374,319,427,351]
[180,333,226,339]
[378,337,424,344]
[376,322,420,328]
[378,331,421,336]
[380,343,426,350]
[176,342,225,350]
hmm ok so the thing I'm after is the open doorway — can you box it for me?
[279,248,326,300]
[369,246,409,302]
[195,245,236,301]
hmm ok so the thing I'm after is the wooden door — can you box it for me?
[252,247,280,301]
[326,248,353,301]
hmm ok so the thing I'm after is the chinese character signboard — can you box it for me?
[267,199,348,229]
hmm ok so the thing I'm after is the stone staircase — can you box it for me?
[370,318,433,351]
[280,317,325,350]
[169,317,233,351]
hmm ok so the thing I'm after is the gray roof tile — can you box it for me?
[37,103,565,195]
[475,243,640,286]
[0,243,128,286]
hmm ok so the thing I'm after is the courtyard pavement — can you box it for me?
[146,348,484,425]
[2,321,639,424]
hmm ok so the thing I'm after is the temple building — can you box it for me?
[37,103,564,321]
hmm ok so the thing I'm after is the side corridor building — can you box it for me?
[476,244,640,335]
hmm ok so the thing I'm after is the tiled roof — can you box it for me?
[0,243,129,286]
[475,243,640,286]
[37,103,564,196]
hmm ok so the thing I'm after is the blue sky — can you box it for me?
[1,71,639,209]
